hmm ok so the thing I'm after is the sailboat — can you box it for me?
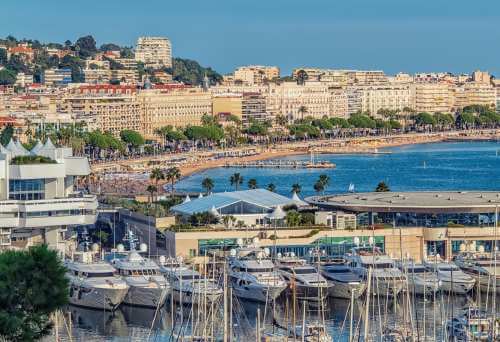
[348,183,355,193]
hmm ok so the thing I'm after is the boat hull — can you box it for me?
[172,288,222,305]
[327,281,366,299]
[69,285,128,311]
[370,278,405,297]
[123,285,169,308]
[440,280,475,294]
[233,283,286,302]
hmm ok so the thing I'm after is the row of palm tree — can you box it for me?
[200,176,304,195]
[146,166,182,202]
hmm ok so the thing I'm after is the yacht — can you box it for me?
[454,251,500,294]
[160,260,222,305]
[396,261,440,296]
[424,257,475,294]
[228,247,287,302]
[276,253,331,302]
[446,306,499,341]
[111,252,169,308]
[346,246,406,297]
[65,251,129,311]
[314,256,366,299]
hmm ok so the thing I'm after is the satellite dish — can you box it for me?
[459,243,466,252]
[177,256,184,264]
[308,250,313,255]
[436,253,441,259]
[159,255,166,264]
[478,245,485,253]
[277,253,282,258]
[230,249,237,257]
[253,237,259,245]
[263,248,270,256]
[354,237,360,246]
[91,243,100,252]
[117,244,125,252]
[236,238,243,246]
[322,250,326,255]
[290,252,295,258]
[139,243,148,253]
[368,236,374,245]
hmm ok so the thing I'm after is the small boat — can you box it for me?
[424,257,475,294]
[396,260,440,296]
[160,260,222,305]
[446,306,499,341]
[111,252,170,308]
[228,246,287,302]
[276,253,331,302]
[65,251,129,311]
[346,246,406,297]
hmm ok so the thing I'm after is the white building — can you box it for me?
[0,139,97,253]
[135,36,172,69]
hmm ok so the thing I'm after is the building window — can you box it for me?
[9,179,45,200]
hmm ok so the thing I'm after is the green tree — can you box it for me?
[169,58,222,85]
[375,181,390,192]
[75,35,97,58]
[0,124,14,146]
[0,245,68,341]
[201,177,214,194]
[146,184,158,203]
[298,106,308,120]
[285,210,302,227]
[318,174,330,188]
[348,113,376,128]
[150,167,165,188]
[313,180,325,194]
[295,69,308,85]
[456,112,475,129]
[166,167,181,196]
[247,178,258,189]
[230,173,243,191]
[267,183,276,192]
[0,69,16,85]
[291,183,301,194]
[414,112,436,127]
[120,130,145,148]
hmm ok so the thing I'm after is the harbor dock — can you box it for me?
[223,159,335,169]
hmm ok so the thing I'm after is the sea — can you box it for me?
[55,141,500,341]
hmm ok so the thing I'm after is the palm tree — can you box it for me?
[166,167,181,196]
[298,106,308,121]
[275,114,288,127]
[267,183,276,192]
[313,180,325,194]
[291,183,301,194]
[150,167,165,187]
[146,184,157,203]
[230,173,243,191]
[201,177,214,194]
[375,181,390,192]
[247,178,258,189]
[318,174,330,187]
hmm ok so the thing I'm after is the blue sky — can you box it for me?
[1,0,499,75]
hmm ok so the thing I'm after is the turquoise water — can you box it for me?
[175,141,500,196]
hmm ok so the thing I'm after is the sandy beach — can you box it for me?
[91,130,500,196]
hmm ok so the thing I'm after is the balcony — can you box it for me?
[0,195,98,228]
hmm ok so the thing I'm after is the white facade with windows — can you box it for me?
[0,139,97,252]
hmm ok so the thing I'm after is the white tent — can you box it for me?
[267,205,286,220]
[198,193,204,199]
[30,140,44,155]
[183,195,191,203]
[291,192,307,206]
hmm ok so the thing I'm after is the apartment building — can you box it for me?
[452,82,496,110]
[412,83,453,113]
[135,36,172,68]
[83,69,111,84]
[472,70,491,84]
[14,73,34,87]
[138,87,212,138]
[233,66,280,85]
[267,82,330,120]
[346,87,362,115]
[43,68,72,86]
[358,84,412,117]
[0,139,97,252]
[328,88,349,118]
[59,94,141,136]
[110,69,139,84]
[213,92,268,126]
[292,69,387,86]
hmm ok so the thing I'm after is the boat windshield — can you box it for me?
[86,272,115,277]
[294,268,317,274]
[439,266,460,272]
[362,263,394,269]
[408,267,426,273]
[181,274,201,280]
[247,267,274,273]
[326,268,350,273]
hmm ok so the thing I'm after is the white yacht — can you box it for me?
[424,257,475,294]
[276,253,331,301]
[160,260,222,305]
[315,256,366,299]
[228,247,287,302]
[346,246,406,297]
[65,251,129,311]
[111,252,169,308]
[396,261,440,296]
[454,251,500,294]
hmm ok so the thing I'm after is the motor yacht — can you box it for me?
[424,256,475,294]
[276,253,331,302]
[160,260,222,305]
[396,261,440,296]
[346,246,406,297]
[65,251,128,311]
[228,247,287,302]
[454,250,500,294]
[314,256,366,299]
[111,251,169,308]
